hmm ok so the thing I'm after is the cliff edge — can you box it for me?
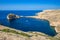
[35,10,60,33]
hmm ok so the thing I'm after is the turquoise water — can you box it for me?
[0,10,57,36]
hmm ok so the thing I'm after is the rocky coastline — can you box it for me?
[0,10,60,40]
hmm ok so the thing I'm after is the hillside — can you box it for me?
[0,25,60,40]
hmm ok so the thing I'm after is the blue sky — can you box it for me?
[0,0,60,10]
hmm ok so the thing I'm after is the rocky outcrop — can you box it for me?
[7,13,20,20]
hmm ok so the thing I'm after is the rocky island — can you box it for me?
[7,13,20,20]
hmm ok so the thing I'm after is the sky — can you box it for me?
[0,0,60,10]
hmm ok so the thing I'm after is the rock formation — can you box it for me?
[7,13,20,20]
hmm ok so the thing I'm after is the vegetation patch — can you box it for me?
[0,29,30,37]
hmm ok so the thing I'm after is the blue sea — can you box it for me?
[0,10,57,36]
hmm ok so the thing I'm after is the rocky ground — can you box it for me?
[0,25,60,40]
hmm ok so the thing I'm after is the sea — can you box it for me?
[0,10,57,36]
